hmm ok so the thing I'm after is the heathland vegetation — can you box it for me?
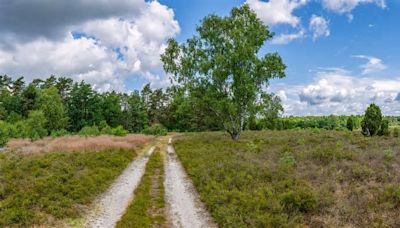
[174,131,400,227]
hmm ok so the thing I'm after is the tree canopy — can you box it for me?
[161,5,286,140]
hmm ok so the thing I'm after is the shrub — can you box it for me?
[361,104,382,137]
[351,164,373,180]
[79,125,100,137]
[25,110,48,141]
[346,116,355,131]
[393,128,400,137]
[279,152,296,168]
[0,124,9,147]
[111,125,128,136]
[384,149,395,161]
[50,129,69,138]
[142,124,167,136]
[378,119,390,136]
[100,125,113,135]
[280,187,318,213]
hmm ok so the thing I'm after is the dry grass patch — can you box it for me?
[7,134,154,155]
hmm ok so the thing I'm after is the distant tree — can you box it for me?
[100,91,122,127]
[361,104,382,136]
[37,87,68,132]
[346,116,355,131]
[25,110,47,140]
[259,94,283,130]
[123,91,148,132]
[161,5,286,140]
[21,84,39,117]
[66,81,102,131]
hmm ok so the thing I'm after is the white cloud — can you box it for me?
[270,68,400,116]
[321,0,386,14]
[309,15,330,40]
[271,29,305,44]
[353,55,387,74]
[246,0,308,27]
[0,0,180,91]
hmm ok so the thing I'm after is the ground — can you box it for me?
[173,130,400,227]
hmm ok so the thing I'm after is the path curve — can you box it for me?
[85,146,155,228]
[165,138,216,228]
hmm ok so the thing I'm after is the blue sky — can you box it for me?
[0,0,399,115]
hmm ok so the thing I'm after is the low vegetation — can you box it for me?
[0,149,138,226]
[117,147,166,227]
[174,130,400,227]
[6,134,153,155]
[142,124,168,136]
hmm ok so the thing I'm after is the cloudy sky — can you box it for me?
[0,0,399,116]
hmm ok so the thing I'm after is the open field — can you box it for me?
[6,134,154,155]
[0,135,152,227]
[174,130,400,227]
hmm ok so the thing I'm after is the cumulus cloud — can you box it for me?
[0,0,146,42]
[321,0,386,16]
[0,0,180,91]
[270,68,400,116]
[309,15,330,40]
[271,29,305,44]
[246,0,308,27]
[353,55,387,74]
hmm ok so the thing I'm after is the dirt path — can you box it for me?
[85,146,155,228]
[164,138,216,228]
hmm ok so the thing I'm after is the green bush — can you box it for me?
[142,124,167,136]
[378,119,390,136]
[25,110,48,141]
[361,104,382,137]
[100,125,113,135]
[346,116,355,131]
[78,125,100,137]
[0,124,9,147]
[279,152,296,168]
[112,125,128,136]
[384,149,395,161]
[279,187,318,213]
[50,129,69,138]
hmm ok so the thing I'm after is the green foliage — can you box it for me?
[361,104,383,137]
[0,123,9,146]
[378,119,390,136]
[111,125,128,137]
[117,149,165,227]
[50,129,69,138]
[78,125,100,137]
[37,87,68,132]
[346,116,355,131]
[25,110,48,140]
[161,5,285,140]
[280,187,318,213]
[0,149,135,226]
[142,124,167,136]
[279,152,296,168]
[66,81,102,132]
[384,149,395,161]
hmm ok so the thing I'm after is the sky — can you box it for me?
[0,0,399,116]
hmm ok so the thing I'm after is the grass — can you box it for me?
[117,147,166,228]
[174,130,400,227]
[0,149,137,227]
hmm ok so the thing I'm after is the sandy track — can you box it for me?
[85,146,155,228]
[165,138,216,228]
